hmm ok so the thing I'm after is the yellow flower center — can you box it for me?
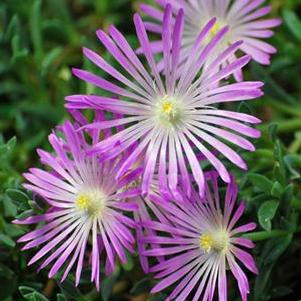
[156,95,182,127]
[210,22,220,37]
[204,20,226,45]
[200,231,229,253]
[161,96,178,120]
[162,101,174,115]
[75,190,106,217]
[76,195,91,210]
[200,234,214,253]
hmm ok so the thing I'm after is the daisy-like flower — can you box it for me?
[66,5,263,197]
[71,109,159,274]
[140,0,281,80]
[141,172,258,301]
[134,183,173,273]
[14,117,141,290]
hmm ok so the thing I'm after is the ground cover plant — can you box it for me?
[1,0,301,300]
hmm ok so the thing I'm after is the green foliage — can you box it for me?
[258,201,279,231]
[101,268,120,301]
[20,286,50,301]
[0,0,301,300]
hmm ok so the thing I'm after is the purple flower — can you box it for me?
[140,0,281,80]
[66,6,263,197]
[135,194,160,273]
[141,172,258,301]
[134,186,170,273]
[14,117,141,290]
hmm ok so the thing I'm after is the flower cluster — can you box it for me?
[15,1,280,300]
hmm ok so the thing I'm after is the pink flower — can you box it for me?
[141,172,258,301]
[14,115,141,290]
[66,6,263,197]
[140,0,281,80]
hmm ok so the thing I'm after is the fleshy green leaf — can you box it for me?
[130,278,151,295]
[247,174,273,194]
[30,0,43,61]
[271,181,284,198]
[41,47,62,76]
[6,189,29,203]
[268,123,278,142]
[258,201,279,231]
[283,9,301,41]
[101,268,120,301]
[265,235,293,264]
[19,287,49,301]
[58,280,86,301]
[0,233,16,247]
[56,294,67,301]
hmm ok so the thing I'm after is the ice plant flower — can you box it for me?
[141,172,258,301]
[66,5,263,197]
[134,181,171,273]
[14,119,141,290]
[140,0,281,80]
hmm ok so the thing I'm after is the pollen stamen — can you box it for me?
[76,195,91,211]
[210,22,220,36]
[200,234,214,253]
[204,20,225,44]
[200,231,229,253]
[162,101,174,115]
[156,95,181,126]
[75,191,106,217]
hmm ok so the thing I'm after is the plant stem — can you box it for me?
[243,230,288,241]
[267,99,301,117]
[244,226,301,241]
[259,119,301,133]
